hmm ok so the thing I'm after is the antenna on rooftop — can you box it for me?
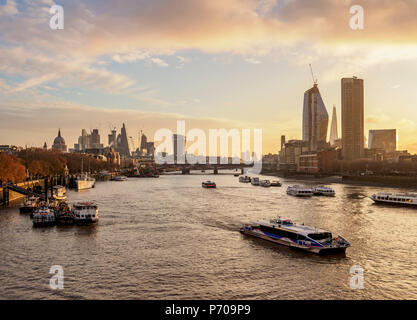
[309,64,318,85]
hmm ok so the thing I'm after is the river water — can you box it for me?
[1,173,416,299]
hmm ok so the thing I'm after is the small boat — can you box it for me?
[112,175,128,181]
[72,202,99,225]
[202,181,216,188]
[286,185,313,197]
[234,173,240,177]
[19,196,39,214]
[370,193,417,207]
[259,180,271,187]
[76,173,95,190]
[32,205,56,227]
[55,202,74,226]
[240,217,351,255]
[312,186,335,197]
[52,185,67,201]
[239,176,251,183]
[251,177,260,186]
[270,181,282,187]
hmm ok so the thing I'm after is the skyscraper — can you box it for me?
[173,134,186,164]
[302,83,329,151]
[116,123,130,158]
[329,105,339,146]
[368,129,396,153]
[341,77,364,160]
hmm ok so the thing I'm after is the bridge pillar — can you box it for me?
[213,167,218,174]
[2,187,9,206]
[241,168,244,175]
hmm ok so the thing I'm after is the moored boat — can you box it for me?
[19,196,39,214]
[76,173,95,191]
[202,181,216,188]
[55,202,74,225]
[286,185,313,197]
[312,186,335,197]
[270,181,282,187]
[259,180,271,187]
[240,217,351,255]
[32,205,56,227]
[370,193,417,207]
[112,175,128,181]
[53,185,67,201]
[239,176,251,183]
[72,202,99,225]
[251,177,260,186]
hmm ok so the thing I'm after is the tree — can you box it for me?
[0,153,26,183]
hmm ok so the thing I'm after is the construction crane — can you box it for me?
[309,64,318,85]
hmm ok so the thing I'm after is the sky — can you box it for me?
[1,0,417,154]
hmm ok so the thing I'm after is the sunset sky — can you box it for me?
[1,0,417,154]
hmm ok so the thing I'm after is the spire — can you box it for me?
[329,105,338,146]
[58,128,61,137]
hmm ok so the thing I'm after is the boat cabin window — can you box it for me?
[308,232,332,240]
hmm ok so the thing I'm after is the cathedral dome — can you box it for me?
[52,129,67,152]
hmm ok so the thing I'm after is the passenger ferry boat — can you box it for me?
[53,185,67,201]
[286,185,313,197]
[259,180,271,187]
[239,176,251,183]
[19,196,39,214]
[72,202,99,225]
[202,181,216,188]
[240,217,350,255]
[270,181,282,187]
[251,177,260,186]
[76,173,96,191]
[370,193,417,207]
[312,186,335,197]
[32,205,56,227]
[55,202,74,226]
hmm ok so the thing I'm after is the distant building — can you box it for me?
[43,142,47,150]
[302,83,329,152]
[140,132,148,155]
[146,142,155,157]
[341,77,364,160]
[74,129,104,152]
[108,128,117,147]
[368,129,396,153]
[173,134,186,164]
[329,105,339,146]
[278,140,309,172]
[116,123,130,158]
[52,129,67,152]
[299,153,319,173]
[262,153,278,171]
[106,147,121,166]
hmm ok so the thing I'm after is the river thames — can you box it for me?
[1,173,416,299]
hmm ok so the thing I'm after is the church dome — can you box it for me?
[53,129,66,145]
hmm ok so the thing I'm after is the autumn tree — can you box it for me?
[0,153,27,183]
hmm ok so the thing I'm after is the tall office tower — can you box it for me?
[341,77,364,160]
[281,135,286,150]
[368,129,396,153]
[302,83,329,151]
[329,105,339,146]
[140,132,148,154]
[108,129,117,147]
[173,134,186,164]
[90,129,101,149]
[116,123,131,158]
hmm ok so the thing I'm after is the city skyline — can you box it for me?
[1,1,417,154]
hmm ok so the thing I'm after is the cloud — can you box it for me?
[150,58,169,67]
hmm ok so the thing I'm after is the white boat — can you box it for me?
[312,186,335,197]
[52,185,67,201]
[370,193,417,207]
[270,181,282,187]
[286,185,313,197]
[76,173,95,190]
[19,196,39,214]
[239,176,251,183]
[251,177,260,186]
[72,202,99,225]
[32,205,55,227]
[259,180,271,187]
[240,217,351,255]
[112,175,128,181]
[202,181,216,188]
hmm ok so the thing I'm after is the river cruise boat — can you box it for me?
[370,193,417,207]
[251,177,260,186]
[76,173,96,191]
[270,181,282,187]
[53,185,67,201]
[259,180,271,187]
[32,205,56,227]
[55,202,74,225]
[202,181,216,188]
[286,185,313,197]
[239,176,251,183]
[240,217,351,255]
[72,202,99,225]
[312,186,335,197]
[19,196,39,214]
[112,175,128,181]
